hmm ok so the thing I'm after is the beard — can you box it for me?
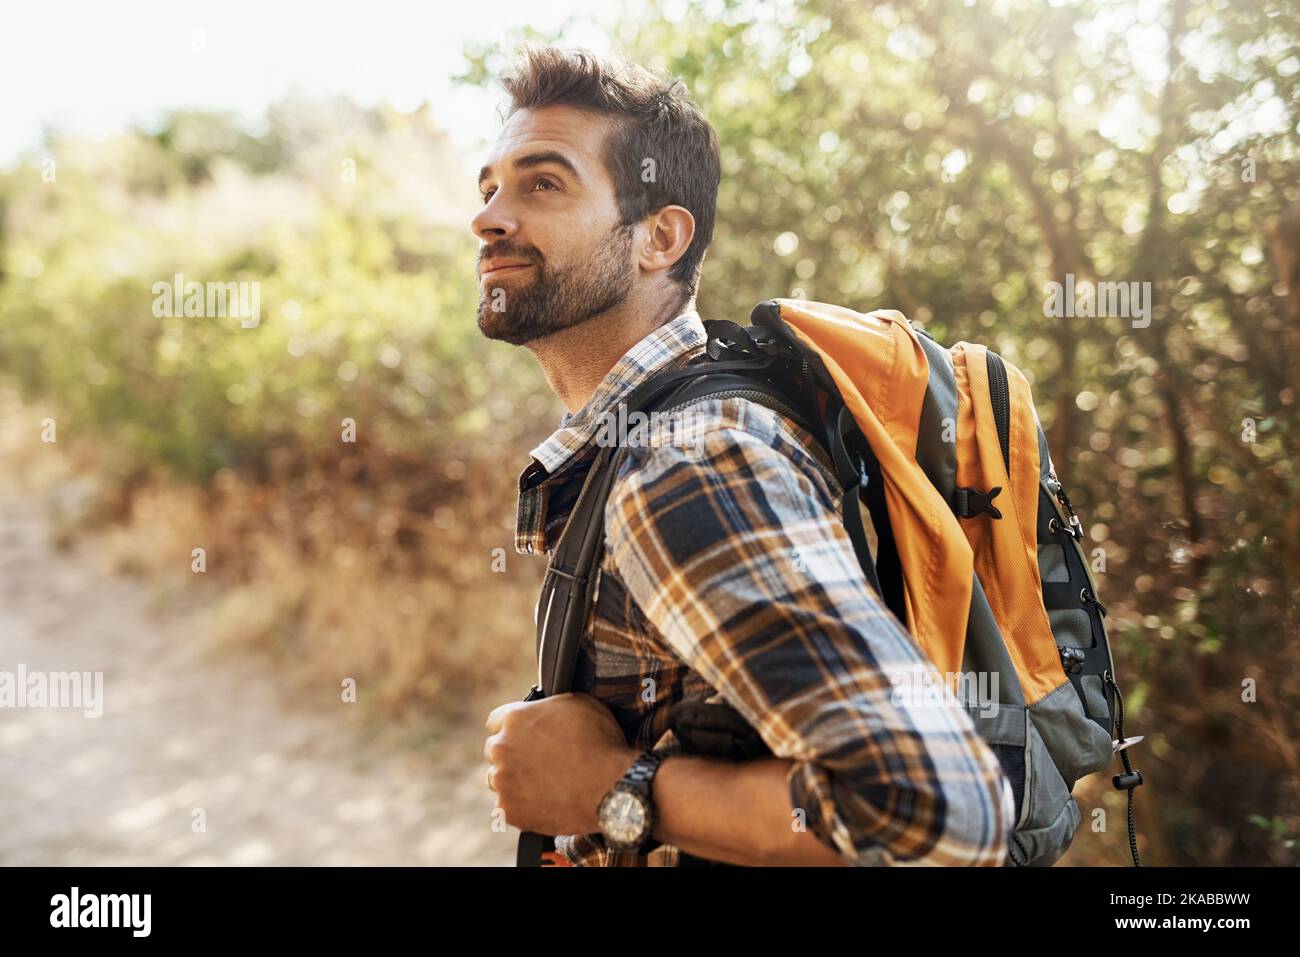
[476,222,636,346]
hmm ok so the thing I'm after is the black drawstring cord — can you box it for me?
[1106,669,1142,867]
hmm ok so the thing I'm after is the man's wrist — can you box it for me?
[647,753,673,845]
[589,746,643,833]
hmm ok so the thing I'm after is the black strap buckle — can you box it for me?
[954,485,1003,520]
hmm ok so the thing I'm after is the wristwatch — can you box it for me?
[597,751,666,853]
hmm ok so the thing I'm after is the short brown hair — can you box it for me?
[498,45,721,301]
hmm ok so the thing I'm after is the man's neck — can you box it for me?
[528,293,691,415]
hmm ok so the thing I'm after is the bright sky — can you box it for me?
[0,0,618,170]
[2,0,1282,178]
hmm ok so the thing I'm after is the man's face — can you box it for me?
[471,105,636,346]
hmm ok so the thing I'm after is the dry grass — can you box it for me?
[1,386,542,731]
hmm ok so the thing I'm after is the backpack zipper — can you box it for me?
[663,388,809,434]
[660,387,835,481]
[985,350,1011,474]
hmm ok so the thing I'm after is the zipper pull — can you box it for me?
[1052,479,1085,541]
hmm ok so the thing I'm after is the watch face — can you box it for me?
[599,789,648,846]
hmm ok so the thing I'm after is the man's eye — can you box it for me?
[480,179,555,203]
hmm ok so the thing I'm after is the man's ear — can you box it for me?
[637,205,696,277]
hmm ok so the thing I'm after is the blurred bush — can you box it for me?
[0,97,556,723]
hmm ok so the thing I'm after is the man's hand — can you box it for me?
[484,693,641,836]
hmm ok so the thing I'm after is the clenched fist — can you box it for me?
[484,692,642,836]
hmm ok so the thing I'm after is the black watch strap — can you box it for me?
[608,751,666,854]
[621,750,665,795]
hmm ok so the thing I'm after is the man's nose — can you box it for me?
[470,192,518,243]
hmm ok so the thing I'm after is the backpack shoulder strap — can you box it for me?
[662,373,897,610]
[518,362,731,867]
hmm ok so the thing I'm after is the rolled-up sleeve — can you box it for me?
[604,401,1015,866]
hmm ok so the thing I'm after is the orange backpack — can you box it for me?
[518,298,1143,867]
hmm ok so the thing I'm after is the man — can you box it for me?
[476,45,1015,866]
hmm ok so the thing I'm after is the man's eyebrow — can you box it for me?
[478,151,582,189]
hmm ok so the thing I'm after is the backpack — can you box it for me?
[517,298,1143,868]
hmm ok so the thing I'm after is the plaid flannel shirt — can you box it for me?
[515,310,1016,866]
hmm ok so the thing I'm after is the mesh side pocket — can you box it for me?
[1079,674,1111,725]
[1037,542,1070,582]
[1048,607,1093,649]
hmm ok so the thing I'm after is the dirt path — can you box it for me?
[0,478,515,866]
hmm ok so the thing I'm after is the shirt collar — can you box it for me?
[528,309,708,474]
[515,308,708,555]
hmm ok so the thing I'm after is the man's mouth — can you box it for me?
[480,263,535,280]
